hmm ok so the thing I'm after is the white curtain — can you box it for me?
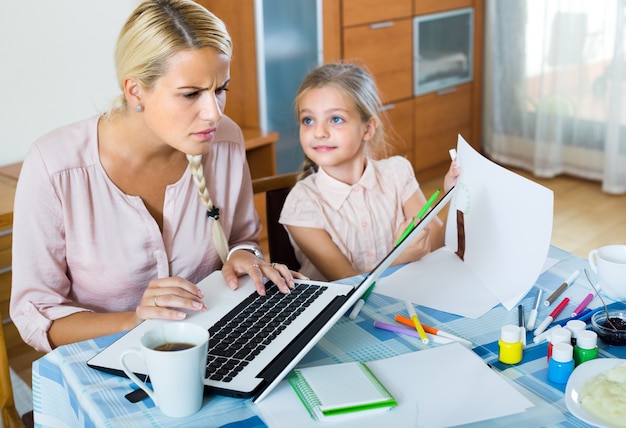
[484,0,626,194]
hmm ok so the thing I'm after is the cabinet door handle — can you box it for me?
[437,87,457,96]
[370,21,394,30]
[380,104,396,112]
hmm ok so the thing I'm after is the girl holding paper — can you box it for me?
[279,63,459,281]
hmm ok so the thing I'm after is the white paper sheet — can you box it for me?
[376,135,553,318]
[255,342,534,427]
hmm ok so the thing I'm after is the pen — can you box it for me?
[518,304,526,347]
[373,321,452,345]
[555,308,593,327]
[571,293,594,317]
[348,282,376,320]
[395,189,441,245]
[534,297,570,336]
[576,306,602,323]
[394,315,473,347]
[526,289,542,330]
[544,270,580,306]
[405,301,428,344]
[533,325,562,344]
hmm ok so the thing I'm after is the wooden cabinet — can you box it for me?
[342,18,413,103]
[414,0,472,15]
[323,0,484,180]
[414,84,471,176]
[382,99,414,163]
[342,0,412,27]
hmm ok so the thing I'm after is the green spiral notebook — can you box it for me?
[288,361,397,421]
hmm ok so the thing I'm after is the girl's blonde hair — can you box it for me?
[114,0,232,261]
[294,62,393,180]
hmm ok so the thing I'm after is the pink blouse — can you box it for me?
[10,115,261,352]
[279,156,419,281]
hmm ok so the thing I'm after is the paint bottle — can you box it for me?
[573,330,598,366]
[547,327,571,362]
[565,320,586,346]
[498,324,523,364]
[548,343,574,384]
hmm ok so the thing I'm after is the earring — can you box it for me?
[135,104,144,112]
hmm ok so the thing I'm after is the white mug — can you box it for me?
[588,244,626,301]
[120,322,209,418]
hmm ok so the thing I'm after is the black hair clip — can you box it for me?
[207,206,220,220]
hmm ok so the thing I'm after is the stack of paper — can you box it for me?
[256,342,534,427]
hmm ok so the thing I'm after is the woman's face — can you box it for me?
[140,46,231,155]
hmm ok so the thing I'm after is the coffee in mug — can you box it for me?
[120,322,209,418]
[153,342,195,352]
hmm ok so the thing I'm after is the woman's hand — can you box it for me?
[135,276,207,324]
[221,249,307,296]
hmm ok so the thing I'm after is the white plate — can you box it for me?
[565,358,626,428]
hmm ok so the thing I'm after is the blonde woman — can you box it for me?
[10,0,299,353]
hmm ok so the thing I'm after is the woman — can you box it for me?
[10,0,298,353]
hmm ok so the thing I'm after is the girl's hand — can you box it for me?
[393,219,432,264]
[221,249,307,296]
[444,160,460,193]
[135,276,207,324]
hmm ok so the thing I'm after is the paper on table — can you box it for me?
[378,248,500,319]
[376,135,553,318]
[255,342,534,427]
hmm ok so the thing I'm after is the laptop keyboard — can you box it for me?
[205,281,326,383]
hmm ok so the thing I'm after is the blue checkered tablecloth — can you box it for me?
[32,246,626,427]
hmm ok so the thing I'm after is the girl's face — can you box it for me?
[298,86,374,181]
[139,47,230,156]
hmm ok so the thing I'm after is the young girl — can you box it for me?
[279,63,458,281]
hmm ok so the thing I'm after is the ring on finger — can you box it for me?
[247,263,260,272]
[271,262,277,269]
[154,295,160,307]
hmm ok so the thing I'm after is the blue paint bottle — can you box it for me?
[548,343,574,384]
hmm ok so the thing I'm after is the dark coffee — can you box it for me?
[153,342,195,352]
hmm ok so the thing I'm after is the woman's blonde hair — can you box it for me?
[294,62,393,180]
[114,0,232,261]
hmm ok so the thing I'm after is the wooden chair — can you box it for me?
[1,312,24,428]
[252,172,300,271]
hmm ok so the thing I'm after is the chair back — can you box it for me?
[252,173,300,270]
[1,310,25,428]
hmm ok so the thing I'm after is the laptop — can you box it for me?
[88,186,455,403]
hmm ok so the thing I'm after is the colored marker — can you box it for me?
[395,190,441,245]
[373,321,452,345]
[571,293,594,317]
[534,297,570,336]
[405,301,428,344]
[518,304,526,347]
[348,282,376,320]
[533,325,562,344]
[555,308,593,327]
[526,289,542,330]
[544,270,580,306]
[395,315,472,347]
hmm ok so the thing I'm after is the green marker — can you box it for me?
[348,282,376,320]
[394,189,441,246]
